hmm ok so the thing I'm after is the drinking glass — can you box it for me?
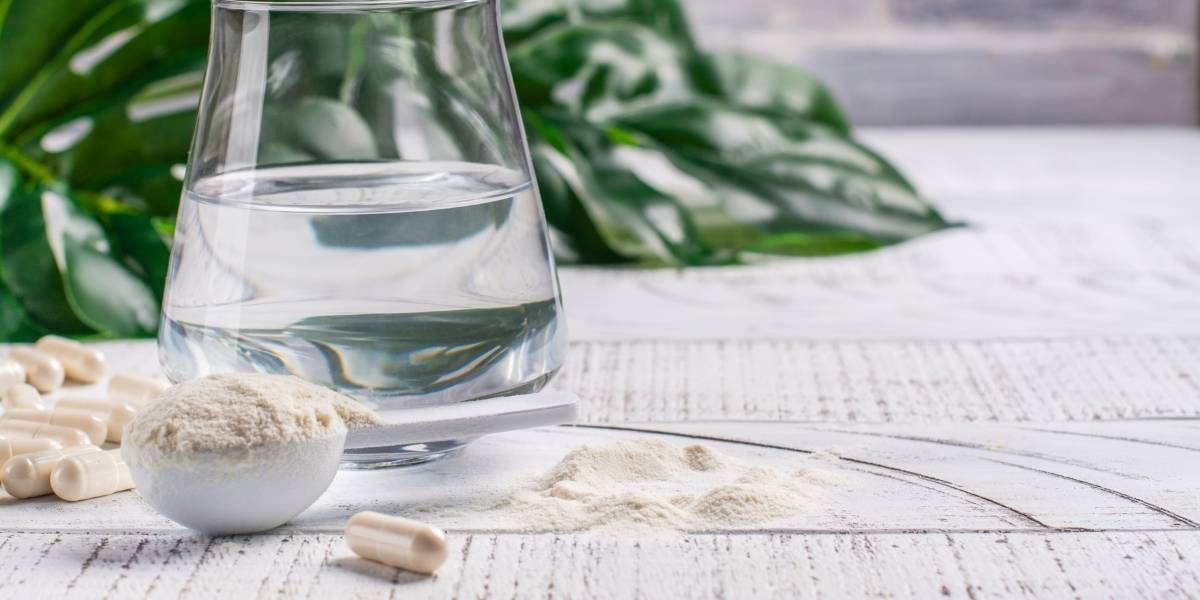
[159,0,567,467]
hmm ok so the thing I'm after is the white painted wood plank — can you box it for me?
[5,420,1200,535]
[1017,419,1200,451]
[3,531,1200,599]
[557,218,1200,341]
[551,338,1200,423]
[27,338,1200,424]
[0,426,1019,534]
[1,130,1199,598]
[558,130,1200,342]
[861,129,1200,216]
[640,421,1200,530]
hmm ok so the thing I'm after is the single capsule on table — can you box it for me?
[2,445,100,498]
[55,397,139,443]
[345,512,449,575]
[0,420,93,447]
[35,336,106,384]
[0,436,62,468]
[2,383,44,411]
[51,449,134,501]
[2,408,107,445]
[0,358,26,394]
[7,347,65,393]
[107,374,169,407]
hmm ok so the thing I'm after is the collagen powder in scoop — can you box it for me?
[122,373,380,535]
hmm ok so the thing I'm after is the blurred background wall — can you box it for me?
[685,0,1198,125]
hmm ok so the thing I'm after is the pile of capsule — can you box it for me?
[0,336,168,502]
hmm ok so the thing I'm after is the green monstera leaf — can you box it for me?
[0,0,207,340]
[503,1,953,264]
[0,0,953,340]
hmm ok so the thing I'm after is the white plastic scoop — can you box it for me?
[347,391,579,451]
[125,391,578,535]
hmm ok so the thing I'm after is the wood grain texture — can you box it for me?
[551,338,1200,423]
[2,130,1198,598]
[44,337,1200,424]
[2,530,1198,599]
[5,420,1200,534]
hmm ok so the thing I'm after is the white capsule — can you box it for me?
[35,336,106,384]
[3,408,107,445]
[2,445,99,498]
[51,449,134,501]
[2,383,44,411]
[0,419,92,447]
[7,347,65,393]
[107,374,169,407]
[345,512,449,574]
[54,397,138,443]
[0,358,26,394]
[0,436,62,469]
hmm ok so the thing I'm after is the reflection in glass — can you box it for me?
[159,0,567,466]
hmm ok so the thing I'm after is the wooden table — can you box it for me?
[3,128,1199,598]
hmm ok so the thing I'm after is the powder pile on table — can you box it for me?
[492,439,836,534]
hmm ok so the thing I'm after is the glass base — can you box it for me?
[339,438,473,469]
[337,371,561,469]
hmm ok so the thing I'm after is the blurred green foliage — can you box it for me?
[0,0,952,340]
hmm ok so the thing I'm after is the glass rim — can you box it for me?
[214,0,483,10]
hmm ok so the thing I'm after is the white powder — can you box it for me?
[124,373,381,463]
[490,439,833,534]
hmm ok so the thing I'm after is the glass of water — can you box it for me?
[160,0,567,467]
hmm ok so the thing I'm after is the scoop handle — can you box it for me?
[343,391,578,450]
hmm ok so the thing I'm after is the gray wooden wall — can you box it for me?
[685,0,1199,125]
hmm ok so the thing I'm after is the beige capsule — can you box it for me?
[2,383,45,410]
[7,347,65,393]
[0,436,62,469]
[0,358,26,394]
[54,397,138,443]
[0,420,92,447]
[4,445,101,498]
[107,374,169,407]
[50,449,134,501]
[35,336,106,384]
[3,408,107,445]
[345,512,449,574]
